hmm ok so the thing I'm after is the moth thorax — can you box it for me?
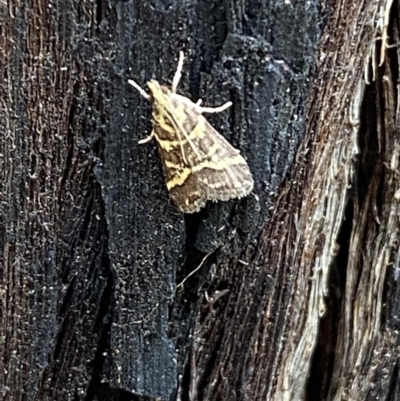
[147,80,170,103]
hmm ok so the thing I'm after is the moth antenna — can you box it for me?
[163,103,188,164]
[160,97,202,163]
[165,99,203,161]
[171,51,184,93]
[198,101,232,114]
[128,79,150,100]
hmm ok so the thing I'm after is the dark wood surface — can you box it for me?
[1,1,398,400]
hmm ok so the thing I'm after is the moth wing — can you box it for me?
[152,92,253,213]
[168,112,254,213]
[193,117,254,201]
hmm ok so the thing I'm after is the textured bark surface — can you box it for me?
[1,0,399,401]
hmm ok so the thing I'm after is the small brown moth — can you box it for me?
[128,51,254,213]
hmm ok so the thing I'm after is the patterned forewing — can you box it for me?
[151,86,253,213]
[192,118,254,201]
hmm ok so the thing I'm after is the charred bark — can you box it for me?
[1,0,398,401]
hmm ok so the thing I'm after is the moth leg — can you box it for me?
[171,51,184,93]
[128,79,150,100]
[196,99,202,106]
[198,101,232,114]
[138,131,155,144]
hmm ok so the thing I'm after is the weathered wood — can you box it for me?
[260,0,399,400]
[2,0,397,400]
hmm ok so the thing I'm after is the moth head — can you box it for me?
[147,80,169,103]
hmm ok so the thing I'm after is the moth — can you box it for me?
[128,51,254,213]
